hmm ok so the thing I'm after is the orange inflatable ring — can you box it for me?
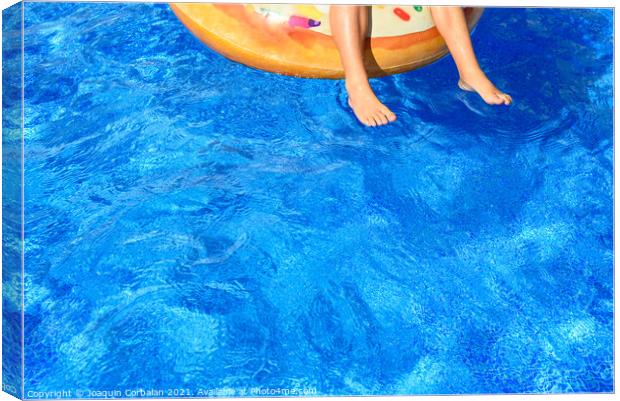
[169,4,484,79]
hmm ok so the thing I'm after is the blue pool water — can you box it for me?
[6,2,614,397]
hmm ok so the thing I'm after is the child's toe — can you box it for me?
[490,94,504,105]
[375,112,388,125]
[358,114,370,126]
[496,92,511,105]
[381,106,396,122]
[372,115,382,126]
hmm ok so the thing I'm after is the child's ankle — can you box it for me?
[459,67,487,83]
[345,78,370,91]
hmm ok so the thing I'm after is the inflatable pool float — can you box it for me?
[169,4,484,78]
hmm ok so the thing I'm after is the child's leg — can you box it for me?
[430,7,512,105]
[330,6,396,126]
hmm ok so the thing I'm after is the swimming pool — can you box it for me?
[3,2,614,397]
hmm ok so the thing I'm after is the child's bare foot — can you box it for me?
[345,80,397,127]
[458,70,512,106]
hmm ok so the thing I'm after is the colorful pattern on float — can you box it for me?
[247,4,435,37]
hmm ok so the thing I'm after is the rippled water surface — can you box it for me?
[12,2,615,396]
